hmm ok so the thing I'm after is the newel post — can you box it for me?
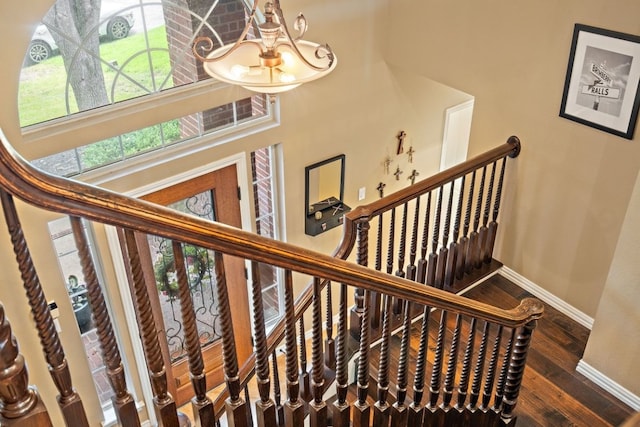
[0,302,53,426]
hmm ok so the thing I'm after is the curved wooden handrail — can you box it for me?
[0,130,540,327]
[334,136,521,259]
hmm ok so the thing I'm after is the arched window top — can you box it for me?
[19,0,255,125]
[18,0,274,177]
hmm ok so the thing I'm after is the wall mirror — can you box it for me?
[305,154,350,236]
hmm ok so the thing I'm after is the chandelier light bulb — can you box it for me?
[193,0,337,98]
[279,73,295,83]
[231,64,250,78]
[281,51,294,68]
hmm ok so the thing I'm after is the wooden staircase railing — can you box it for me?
[0,129,542,427]
[337,136,521,339]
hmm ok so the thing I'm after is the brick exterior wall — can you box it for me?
[251,147,278,303]
[163,0,267,137]
[251,148,274,238]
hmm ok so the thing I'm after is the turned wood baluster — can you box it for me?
[480,325,504,419]
[424,310,447,425]
[386,208,396,278]
[0,302,53,426]
[435,182,455,290]
[441,313,463,425]
[390,300,412,427]
[426,187,443,287]
[271,350,284,426]
[298,317,311,402]
[444,176,465,289]
[249,261,277,427]
[0,190,89,427]
[454,317,477,416]
[212,250,249,427]
[406,197,421,282]
[71,217,140,426]
[373,295,392,426]
[393,204,409,315]
[466,166,487,273]
[371,215,383,330]
[416,192,432,284]
[375,215,383,274]
[324,280,335,370]
[492,328,516,421]
[353,289,371,427]
[500,319,538,425]
[332,283,350,427]
[467,321,490,422]
[309,277,327,427]
[122,230,180,427]
[477,161,497,267]
[408,305,431,425]
[350,221,369,340]
[456,172,476,280]
[283,270,305,426]
[486,157,507,264]
[172,242,214,426]
[396,203,409,279]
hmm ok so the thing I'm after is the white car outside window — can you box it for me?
[27,1,135,65]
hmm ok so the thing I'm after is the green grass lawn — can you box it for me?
[18,25,172,127]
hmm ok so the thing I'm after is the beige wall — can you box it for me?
[3,0,637,423]
[385,0,640,396]
[582,168,640,396]
[0,0,471,424]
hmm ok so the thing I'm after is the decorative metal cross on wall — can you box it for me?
[406,146,415,163]
[383,156,392,174]
[377,182,386,198]
[394,166,403,181]
[408,169,420,185]
[396,130,407,155]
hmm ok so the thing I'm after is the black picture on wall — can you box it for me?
[560,24,640,139]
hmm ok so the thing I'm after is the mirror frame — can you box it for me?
[304,154,348,236]
[304,154,346,214]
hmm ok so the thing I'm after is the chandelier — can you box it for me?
[193,0,337,102]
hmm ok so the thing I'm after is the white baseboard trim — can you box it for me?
[499,266,594,330]
[576,360,640,411]
[501,267,640,411]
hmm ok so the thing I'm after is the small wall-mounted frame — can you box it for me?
[305,154,350,236]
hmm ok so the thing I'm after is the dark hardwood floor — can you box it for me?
[432,274,634,426]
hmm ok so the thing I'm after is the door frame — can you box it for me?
[440,98,473,171]
[103,152,252,424]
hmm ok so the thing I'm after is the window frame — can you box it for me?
[19,78,279,182]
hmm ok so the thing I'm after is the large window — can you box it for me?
[19,0,274,176]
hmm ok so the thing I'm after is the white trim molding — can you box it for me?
[576,360,640,411]
[440,98,474,171]
[499,266,594,330]
[500,266,640,410]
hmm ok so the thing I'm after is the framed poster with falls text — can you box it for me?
[560,24,640,139]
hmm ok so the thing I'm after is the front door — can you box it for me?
[126,164,252,406]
